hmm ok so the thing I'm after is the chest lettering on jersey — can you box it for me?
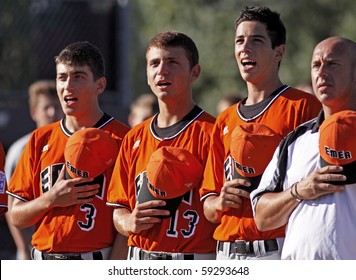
[134,172,144,200]
[40,163,105,199]
[181,190,192,206]
[224,156,234,181]
[41,163,62,193]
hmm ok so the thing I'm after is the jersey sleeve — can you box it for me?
[7,133,36,201]
[200,120,225,200]
[106,134,132,210]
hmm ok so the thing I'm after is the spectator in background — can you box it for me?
[4,80,63,260]
[128,93,159,128]
[5,80,63,176]
[216,94,242,116]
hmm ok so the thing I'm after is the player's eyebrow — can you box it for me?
[57,70,89,77]
[72,70,89,76]
[235,34,267,40]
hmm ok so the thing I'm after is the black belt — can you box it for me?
[138,250,194,260]
[41,251,103,260]
[218,239,278,255]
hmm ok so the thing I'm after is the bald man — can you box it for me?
[251,37,356,259]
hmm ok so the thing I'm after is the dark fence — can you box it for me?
[0,0,130,150]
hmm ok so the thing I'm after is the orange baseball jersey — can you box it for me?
[7,114,130,252]
[107,106,217,253]
[0,143,7,216]
[200,86,322,242]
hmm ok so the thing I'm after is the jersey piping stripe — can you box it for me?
[200,192,219,202]
[237,85,291,122]
[106,201,131,210]
[6,190,28,202]
[60,114,115,137]
[149,108,205,141]
[96,115,115,129]
[60,118,70,137]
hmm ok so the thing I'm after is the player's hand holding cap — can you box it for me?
[137,146,203,218]
[64,128,119,196]
[319,110,356,184]
[230,123,282,192]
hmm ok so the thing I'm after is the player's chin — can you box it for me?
[239,71,256,82]
[62,107,77,116]
[154,91,169,100]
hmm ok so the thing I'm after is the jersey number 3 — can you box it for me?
[41,163,102,232]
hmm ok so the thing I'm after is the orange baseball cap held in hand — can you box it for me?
[64,128,119,195]
[137,146,203,217]
[230,123,282,192]
[319,110,356,184]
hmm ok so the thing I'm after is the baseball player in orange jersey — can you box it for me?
[107,31,217,260]
[200,6,322,260]
[7,41,130,260]
[0,143,8,216]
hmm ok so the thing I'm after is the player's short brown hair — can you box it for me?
[235,6,286,49]
[146,31,199,69]
[28,80,57,110]
[55,41,105,80]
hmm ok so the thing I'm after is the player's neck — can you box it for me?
[65,110,104,132]
[245,79,283,105]
[156,100,196,128]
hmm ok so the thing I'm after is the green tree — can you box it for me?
[129,0,356,116]
[0,0,36,91]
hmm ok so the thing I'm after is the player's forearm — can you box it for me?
[113,208,132,237]
[203,195,223,224]
[10,194,53,229]
[254,190,299,231]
